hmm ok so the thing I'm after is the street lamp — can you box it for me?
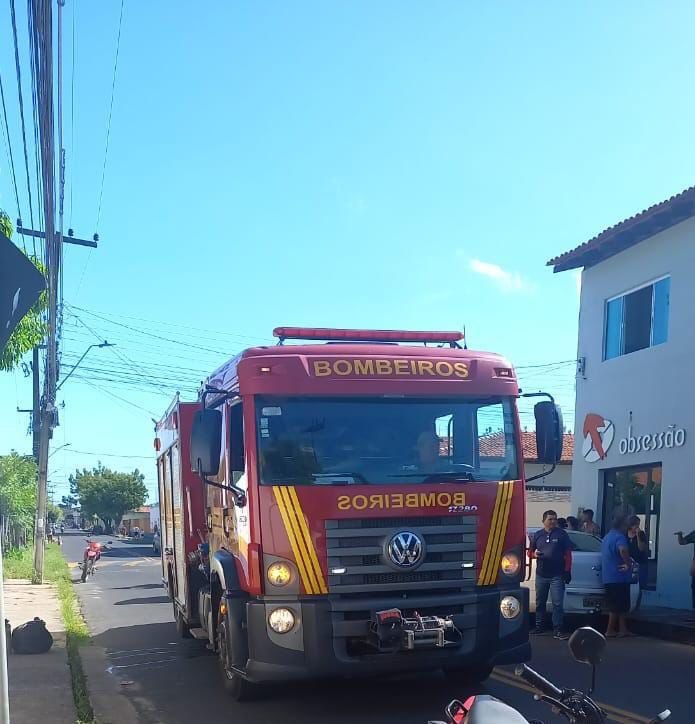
[48,442,71,458]
[57,341,115,391]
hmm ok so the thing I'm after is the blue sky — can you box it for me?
[3,2,695,501]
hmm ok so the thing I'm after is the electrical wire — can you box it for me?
[0,69,26,252]
[95,0,124,231]
[10,0,37,255]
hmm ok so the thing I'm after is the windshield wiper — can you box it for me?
[389,471,477,482]
[312,472,368,483]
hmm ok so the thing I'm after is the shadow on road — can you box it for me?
[111,583,163,591]
[114,596,170,606]
[90,621,490,724]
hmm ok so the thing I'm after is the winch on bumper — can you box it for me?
[242,588,529,683]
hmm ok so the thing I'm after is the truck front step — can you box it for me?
[189,627,209,640]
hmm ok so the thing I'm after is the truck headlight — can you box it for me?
[267,561,292,587]
[500,596,521,620]
[501,552,521,576]
[268,607,296,634]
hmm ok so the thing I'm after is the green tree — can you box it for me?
[0,209,48,371]
[0,452,37,548]
[69,464,148,533]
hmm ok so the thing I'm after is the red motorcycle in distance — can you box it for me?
[79,539,112,582]
[428,628,671,724]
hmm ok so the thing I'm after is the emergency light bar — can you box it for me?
[273,327,464,345]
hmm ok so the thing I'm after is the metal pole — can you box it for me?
[0,536,12,724]
[32,346,40,462]
[33,408,51,584]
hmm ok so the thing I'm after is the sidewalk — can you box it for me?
[629,605,695,644]
[4,580,76,724]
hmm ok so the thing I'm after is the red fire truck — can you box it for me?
[155,327,563,699]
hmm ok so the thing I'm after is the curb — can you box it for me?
[80,643,142,724]
[628,617,695,645]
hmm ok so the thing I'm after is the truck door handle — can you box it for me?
[591,565,601,571]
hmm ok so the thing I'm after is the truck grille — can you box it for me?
[325,515,477,595]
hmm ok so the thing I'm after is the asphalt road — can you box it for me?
[63,531,692,723]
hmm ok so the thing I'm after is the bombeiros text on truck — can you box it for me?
[155,327,563,699]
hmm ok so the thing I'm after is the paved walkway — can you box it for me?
[4,580,76,724]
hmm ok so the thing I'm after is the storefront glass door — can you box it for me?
[603,463,661,589]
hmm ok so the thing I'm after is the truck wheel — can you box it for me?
[217,620,255,701]
[174,603,191,639]
[443,663,494,685]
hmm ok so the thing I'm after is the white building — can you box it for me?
[549,186,695,609]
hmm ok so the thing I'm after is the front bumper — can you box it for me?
[243,587,529,683]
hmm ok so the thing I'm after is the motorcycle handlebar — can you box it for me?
[515,664,563,700]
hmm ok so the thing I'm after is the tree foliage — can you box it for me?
[69,464,148,533]
[0,452,37,548]
[0,209,48,371]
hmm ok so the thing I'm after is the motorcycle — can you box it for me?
[78,539,112,582]
[429,627,671,724]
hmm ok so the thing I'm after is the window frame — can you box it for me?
[603,274,670,361]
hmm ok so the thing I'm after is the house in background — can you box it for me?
[522,431,574,524]
[549,185,695,609]
[121,506,152,535]
[477,430,574,524]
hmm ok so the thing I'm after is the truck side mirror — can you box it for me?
[534,401,563,465]
[190,409,222,475]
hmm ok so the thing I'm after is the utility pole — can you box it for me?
[32,345,40,459]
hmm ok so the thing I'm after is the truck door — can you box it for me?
[170,442,188,609]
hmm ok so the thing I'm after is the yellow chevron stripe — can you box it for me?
[286,486,328,594]
[278,486,323,595]
[487,481,514,585]
[273,486,317,594]
[478,481,506,585]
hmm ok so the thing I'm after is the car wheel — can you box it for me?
[217,620,256,700]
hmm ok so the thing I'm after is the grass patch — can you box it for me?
[2,546,33,579]
[43,544,96,724]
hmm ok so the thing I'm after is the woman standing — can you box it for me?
[627,515,648,607]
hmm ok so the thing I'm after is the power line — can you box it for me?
[73,377,159,417]
[0,69,25,252]
[68,0,76,228]
[10,0,36,250]
[58,448,153,460]
[95,0,124,231]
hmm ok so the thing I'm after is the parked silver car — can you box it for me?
[523,529,640,614]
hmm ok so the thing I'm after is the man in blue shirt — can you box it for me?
[530,509,572,639]
[601,513,634,637]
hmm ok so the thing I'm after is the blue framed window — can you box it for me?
[604,276,670,360]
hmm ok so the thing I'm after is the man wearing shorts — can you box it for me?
[601,514,634,637]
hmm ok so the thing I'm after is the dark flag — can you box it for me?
[0,230,46,352]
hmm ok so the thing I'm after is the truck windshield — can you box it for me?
[256,396,518,485]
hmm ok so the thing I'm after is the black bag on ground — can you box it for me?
[11,617,53,654]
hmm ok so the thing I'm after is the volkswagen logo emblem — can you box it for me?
[386,531,424,569]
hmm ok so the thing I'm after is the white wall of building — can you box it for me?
[572,215,695,609]
[525,463,572,489]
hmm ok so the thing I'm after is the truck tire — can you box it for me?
[174,602,191,639]
[443,663,494,685]
[217,620,255,701]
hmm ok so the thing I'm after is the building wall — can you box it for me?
[572,216,695,609]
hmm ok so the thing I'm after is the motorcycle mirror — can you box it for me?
[569,626,606,667]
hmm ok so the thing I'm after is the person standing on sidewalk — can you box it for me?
[580,509,601,536]
[602,514,634,638]
[530,509,572,640]
[674,529,695,614]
